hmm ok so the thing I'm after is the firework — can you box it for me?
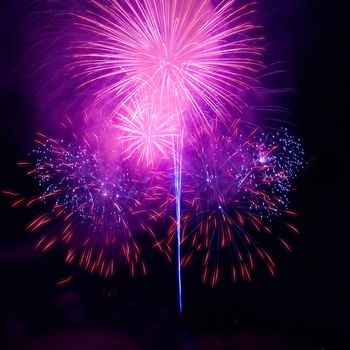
[164,125,304,286]
[4,0,306,314]
[72,0,263,129]
[9,124,168,278]
[114,92,180,167]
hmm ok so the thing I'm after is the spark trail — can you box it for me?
[173,132,184,312]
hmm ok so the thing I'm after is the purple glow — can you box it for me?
[6,0,305,312]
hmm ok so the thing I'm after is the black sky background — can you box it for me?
[0,1,348,349]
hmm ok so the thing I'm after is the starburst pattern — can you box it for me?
[72,0,263,129]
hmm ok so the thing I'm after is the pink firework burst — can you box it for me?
[114,92,180,167]
[72,0,263,129]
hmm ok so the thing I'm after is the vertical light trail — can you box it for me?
[173,132,184,313]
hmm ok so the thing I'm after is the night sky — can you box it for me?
[0,1,348,349]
